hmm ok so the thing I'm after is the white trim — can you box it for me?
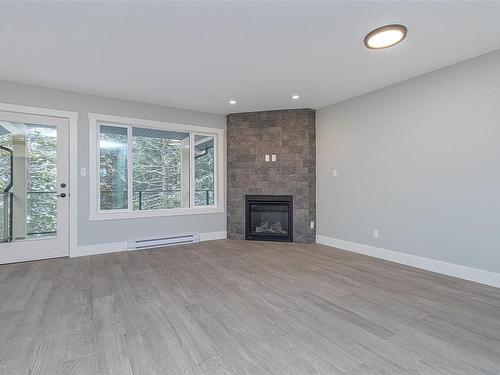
[199,231,227,242]
[316,235,500,289]
[74,241,128,257]
[72,231,227,258]
[88,112,225,220]
[88,112,224,135]
[89,206,224,221]
[0,102,78,258]
[189,132,195,208]
[89,119,98,217]
[0,102,77,121]
[126,125,133,210]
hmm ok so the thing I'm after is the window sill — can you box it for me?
[89,206,225,221]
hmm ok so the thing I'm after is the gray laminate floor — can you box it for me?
[1,240,499,374]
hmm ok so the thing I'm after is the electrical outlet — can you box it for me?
[80,167,87,176]
[332,169,338,177]
[310,221,315,229]
[372,229,379,239]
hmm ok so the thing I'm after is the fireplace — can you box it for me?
[245,195,293,242]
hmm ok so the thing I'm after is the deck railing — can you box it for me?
[0,189,215,242]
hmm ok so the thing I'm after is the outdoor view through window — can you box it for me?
[99,125,215,212]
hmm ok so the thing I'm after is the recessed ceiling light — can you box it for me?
[292,95,300,100]
[364,24,407,49]
[229,100,237,105]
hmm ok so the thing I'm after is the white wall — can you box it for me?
[0,80,226,247]
[317,50,500,275]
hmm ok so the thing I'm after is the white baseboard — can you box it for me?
[199,231,227,241]
[72,231,227,258]
[316,235,500,289]
[73,241,128,257]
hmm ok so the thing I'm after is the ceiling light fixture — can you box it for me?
[292,95,300,100]
[229,100,237,105]
[364,24,407,49]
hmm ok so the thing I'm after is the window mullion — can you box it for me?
[213,135,218,207]
[189,132,195,208]
[127,126,133,211]
[96,123,101,213]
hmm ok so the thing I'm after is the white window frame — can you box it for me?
[89,113,225,221]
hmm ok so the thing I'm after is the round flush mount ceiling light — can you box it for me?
[364,24,407,49]
[229,100,237,105]
[292,95,300,100]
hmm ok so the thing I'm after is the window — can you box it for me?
[194,135,215,206]
[132,127,189,210]
[89,113,224,220]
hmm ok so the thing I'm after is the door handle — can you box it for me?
[56,193,67,198]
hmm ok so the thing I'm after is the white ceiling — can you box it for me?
[1,1,500,115]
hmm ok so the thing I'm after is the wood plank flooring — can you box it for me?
[1,239,499,374]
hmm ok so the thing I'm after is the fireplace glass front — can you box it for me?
[245,195,293,242]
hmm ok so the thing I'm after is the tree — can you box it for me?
[100,132,215,210]
[0,125,58,238]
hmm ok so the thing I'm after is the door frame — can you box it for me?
[0,102,78,259]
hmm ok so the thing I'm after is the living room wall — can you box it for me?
[0,80,226,248]
[316,50,500,275]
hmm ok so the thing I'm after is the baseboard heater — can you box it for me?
[127,233,200,250]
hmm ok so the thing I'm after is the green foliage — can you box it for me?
[0,126,58,237]
[194,145,215,205]
[132,136,183,210]
[99,131,215,211]
[26,127,57,235]
[99,132,128,209]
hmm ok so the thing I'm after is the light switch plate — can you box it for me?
[80,167,87,176]
[332,169,338,177]
[372,229,379,239]
[265,154,270,162]
[271,154,277,161]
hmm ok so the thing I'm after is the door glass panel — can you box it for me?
[194,135,215,206]
[0,145,13,242]
[0,122,58,241]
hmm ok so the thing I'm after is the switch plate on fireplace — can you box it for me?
[265,154,270,162]
[271,154,277,161]
[310,221,315,229]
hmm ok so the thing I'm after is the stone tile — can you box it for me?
[227,109,315,243]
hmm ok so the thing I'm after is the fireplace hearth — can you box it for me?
[245,195,293,242]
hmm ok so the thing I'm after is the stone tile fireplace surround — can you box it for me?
[227,109,316,243]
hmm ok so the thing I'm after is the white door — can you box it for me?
[0,111,69,264]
